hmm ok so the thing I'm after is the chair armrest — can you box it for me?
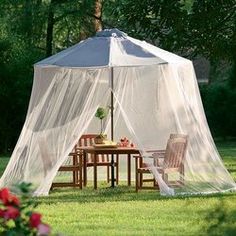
[152,152,165,166]
[133,155,142,159]
[146,149,166,153]
[153,156,165,166]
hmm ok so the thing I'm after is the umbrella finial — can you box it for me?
[96,28,127,38]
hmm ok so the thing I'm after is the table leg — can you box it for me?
[128,154,131,186]
[94,153,97,189]
[83,151,87,187]
[111,154,115,187]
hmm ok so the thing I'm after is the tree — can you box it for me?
[0,0,106,153]
[108,0,188,51]
[188,0,236,61]
[94,0,103,32]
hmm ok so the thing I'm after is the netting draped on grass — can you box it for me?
[0,29,235,196]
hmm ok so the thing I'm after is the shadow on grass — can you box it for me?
[204,198,236,236]
[34,183,236,205]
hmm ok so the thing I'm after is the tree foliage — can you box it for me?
[0,0,99,153]
[0,0,235,153]
[106,0,188,51]
[188,0,236,61]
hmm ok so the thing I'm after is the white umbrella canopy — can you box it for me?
[35,28,185,68]
[1,28,235,196]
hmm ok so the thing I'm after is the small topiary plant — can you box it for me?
[95,107,109,136]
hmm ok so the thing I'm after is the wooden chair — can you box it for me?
[79,134,119,186]
[135,135,188,192]
[51,144,83,190]
[134,154,159,192]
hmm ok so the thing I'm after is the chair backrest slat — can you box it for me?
[170,133,188,139]
[164,136,188,169]
[78,134,109,163]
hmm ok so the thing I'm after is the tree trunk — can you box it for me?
[24,0,33,43]
[46,1,55,56]
[94,0,103,32]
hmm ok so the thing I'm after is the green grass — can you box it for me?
[1,141,236,235]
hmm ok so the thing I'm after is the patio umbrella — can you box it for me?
[35,28,168,187]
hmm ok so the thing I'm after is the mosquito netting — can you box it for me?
[0,29,235,196]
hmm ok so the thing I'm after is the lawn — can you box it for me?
[0,141,236,236]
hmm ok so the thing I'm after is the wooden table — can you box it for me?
[78,146,140,189]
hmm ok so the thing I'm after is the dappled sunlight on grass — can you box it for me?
[0,141,236,235]
[35,187,236,236]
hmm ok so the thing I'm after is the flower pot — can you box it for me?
[94,134,107,144]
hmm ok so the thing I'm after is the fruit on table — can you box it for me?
[120,137,134,147]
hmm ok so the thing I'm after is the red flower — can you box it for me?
[8,195,20,206]
[0,188,11,205]
[4,206,20,220]
[30,212,42,228]
[0,209,5,218]
[0,188,20,206]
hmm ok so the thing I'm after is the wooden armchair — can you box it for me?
[51,144,83,189]
[135,134,188,192]
[154,136,188,186]
[38,137,82,190]
[79,134,119,186]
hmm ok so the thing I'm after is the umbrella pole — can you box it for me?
[111,67,115,187]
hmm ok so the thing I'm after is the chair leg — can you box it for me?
[73,154,78,187]
[136,172,139,192]
[79,153,83,189]
[83,152,87,187]
[153,177,159,189]
[164,173,168,183]
[116,154,119,185]
[135,158,139,192]
[84,166,87,187]
[180,165,184,185]
[140,173,143,188]
[107,166,110,183]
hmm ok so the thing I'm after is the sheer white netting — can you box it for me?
[0,67,111,195]
[110,64,236,195]
[0,28,235,196]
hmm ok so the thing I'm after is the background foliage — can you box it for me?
[0,0,235,154]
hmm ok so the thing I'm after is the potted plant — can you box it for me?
[94,107,109,144]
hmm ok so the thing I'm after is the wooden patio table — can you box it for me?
[78,146,140,189]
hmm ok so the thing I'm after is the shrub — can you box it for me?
[0,183,51,236]
[200,82,236,138]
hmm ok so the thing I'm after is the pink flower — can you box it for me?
[37,223,51,235]
[30,212,42,228]
[4,206,20,220]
